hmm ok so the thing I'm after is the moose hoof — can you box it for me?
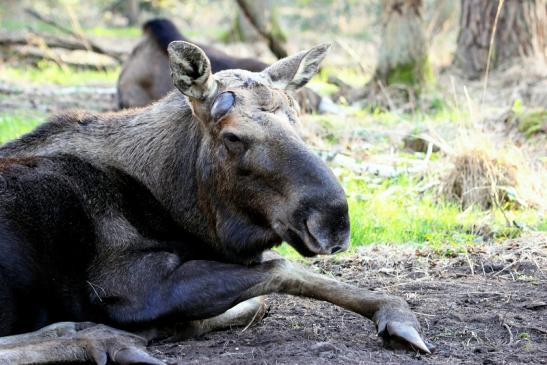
[375,308,431,354]
[71,324,165,365]
[379,321,431,354]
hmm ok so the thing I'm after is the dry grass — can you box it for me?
[314,232,547,282]
[439,130,546,211]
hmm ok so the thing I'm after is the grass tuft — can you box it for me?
[440,131,546,211]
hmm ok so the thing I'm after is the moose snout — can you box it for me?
[272,145,351,256]
[272,196,350,257]
[303,202,350,255]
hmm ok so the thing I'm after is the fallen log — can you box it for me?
[0,32,125,62]
[24,8,124,62]
[4,44,118,70]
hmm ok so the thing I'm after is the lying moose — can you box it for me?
[0,41,429,363]
[117,18,325,113]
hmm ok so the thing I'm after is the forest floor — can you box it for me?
[150,234,547,365]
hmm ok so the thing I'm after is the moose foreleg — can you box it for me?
[105,257,429,353]
[241,259,431,353]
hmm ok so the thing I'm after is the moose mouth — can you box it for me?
[273,220,348,257]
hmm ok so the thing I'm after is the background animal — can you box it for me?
[117,18,324,113]
[0,42,428,363]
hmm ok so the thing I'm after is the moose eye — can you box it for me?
[224,133,240,143]
[211,92,235,120]
[222,132,245,155]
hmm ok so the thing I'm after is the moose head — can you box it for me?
[168,41,350,259]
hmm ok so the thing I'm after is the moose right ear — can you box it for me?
[168,41,217,101]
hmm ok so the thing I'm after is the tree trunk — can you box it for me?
[226,0,287,59]
[126,0,140,26]
[373,0,430,88]
[454,0,547,79]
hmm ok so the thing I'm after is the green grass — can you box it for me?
[0,60,120,86]
[0,111,46,144]
[277,172,545,258]
[83,26,140,38]
[347,177,474,249]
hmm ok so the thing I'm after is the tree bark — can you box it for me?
[126,0,140,26]
[372,0,430,88]
[232,0,287,59]
[454,0,547,79]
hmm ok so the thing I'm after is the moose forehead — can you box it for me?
[215,70,296,112]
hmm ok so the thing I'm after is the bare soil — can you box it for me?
[150,234,547,365]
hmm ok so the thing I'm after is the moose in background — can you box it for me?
[117,18,329,114]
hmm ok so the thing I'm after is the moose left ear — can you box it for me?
[261,43,331,91]
[168,41,217,100]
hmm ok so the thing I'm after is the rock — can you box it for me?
[403,133,440,153]
[310,341,339,354]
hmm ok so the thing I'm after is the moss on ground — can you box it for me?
[385,56,435,90]
[516,109,547,137]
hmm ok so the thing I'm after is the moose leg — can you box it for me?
[0,297,267,364]
[140,296,269,341]
[104,257,429,353]
[0,322,165,365]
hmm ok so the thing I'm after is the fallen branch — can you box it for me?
[7,45,118,70]
[0,32,116,57]
[24,8,123,62]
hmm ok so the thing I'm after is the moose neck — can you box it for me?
[0,91,215,244]
[107,92,217,243]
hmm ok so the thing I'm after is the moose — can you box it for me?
[117,18,324,113]
[0,41,429,363]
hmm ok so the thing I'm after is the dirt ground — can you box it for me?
[150,234,546,365]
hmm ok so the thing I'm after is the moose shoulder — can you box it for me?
[0,42,429,363]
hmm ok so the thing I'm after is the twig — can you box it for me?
[492,260,520,277]
[240,305,265,333]
[465,253,475,275]
[503,323,513,345]
[335,38,368,74]
[376,80,396,111]
[529,326,547,335]
[480,0,505,108]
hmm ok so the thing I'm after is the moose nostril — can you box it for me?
[330,246,343,254]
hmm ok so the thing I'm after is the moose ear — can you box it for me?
[168,41,217,100]
[261,43,331,91]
